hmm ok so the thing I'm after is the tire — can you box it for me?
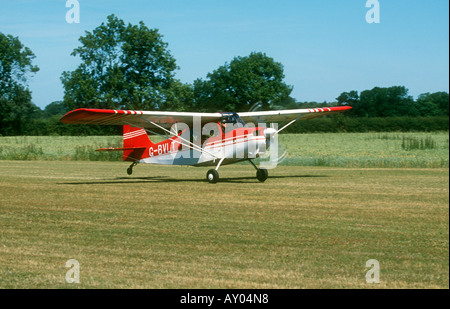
[256,168,268,182]
[206,169,219,184]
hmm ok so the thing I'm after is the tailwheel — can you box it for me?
[256,168,268,182]
[127,162,138,175]
[206,169,219,184]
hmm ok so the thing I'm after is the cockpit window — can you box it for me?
[220,112,246,126]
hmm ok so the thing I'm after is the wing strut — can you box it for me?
[274,114,304,135]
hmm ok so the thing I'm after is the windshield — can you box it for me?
[220,112,246,126]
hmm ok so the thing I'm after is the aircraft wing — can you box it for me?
[60,106,352,131]
[60,108,223,130]
[237,106,352,124]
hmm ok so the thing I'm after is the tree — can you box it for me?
[0,32,40,135]
[336,90,359,106]
[336,90,362,117]
[193,52,293,112]
[61,15,184,111]
[340,86,417,117]
[415,92,449,116]
[160,80,194,112]
[43,101,68,118]
[271,96,298,110]
[121,20,179,110]
[362,86,416,117]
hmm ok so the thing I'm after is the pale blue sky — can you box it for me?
[1,0,449,109]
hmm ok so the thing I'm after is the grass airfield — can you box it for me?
[0,161,448,288]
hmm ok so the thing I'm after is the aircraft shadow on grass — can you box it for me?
[59,174,329,185]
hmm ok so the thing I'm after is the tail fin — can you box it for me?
[122,125,153,161]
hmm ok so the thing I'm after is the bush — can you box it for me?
[284,116,449,133]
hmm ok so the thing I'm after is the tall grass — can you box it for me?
[0,144,44,160]
[277,132,449,168]
[0,133,448,168]
[0,136,122,161]
[401,136,436,150]
[72,146,123,161]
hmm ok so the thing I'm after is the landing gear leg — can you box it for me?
[249,160,269,182]
[127,162,138,175]
[206,157,225,184]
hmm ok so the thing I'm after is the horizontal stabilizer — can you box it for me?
[96,147,146,152]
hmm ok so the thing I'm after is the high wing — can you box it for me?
[237,106,352,124]
[60,108,223,130]
[60,106,352,131]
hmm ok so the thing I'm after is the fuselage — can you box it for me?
[139,122,268,167]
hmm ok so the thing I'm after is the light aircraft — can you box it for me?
[60,106,351,183]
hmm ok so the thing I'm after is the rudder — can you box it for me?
[123,125,153,161]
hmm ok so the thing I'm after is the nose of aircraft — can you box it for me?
[263,127,277,137]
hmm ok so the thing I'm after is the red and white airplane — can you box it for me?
[60,106,351,183]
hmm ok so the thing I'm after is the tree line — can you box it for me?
[1,15,448,136]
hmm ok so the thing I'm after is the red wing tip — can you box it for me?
[334,106,352,110]
[325,106,352,111]
[306,106,352,113]
[60,108,148,123]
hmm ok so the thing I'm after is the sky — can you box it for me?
[0,0,449,109]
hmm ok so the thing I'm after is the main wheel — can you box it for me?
[206,169,219,184]
[256,168,268,182]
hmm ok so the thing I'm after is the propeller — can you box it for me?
[260,125,288,168]
[246,103,288,167]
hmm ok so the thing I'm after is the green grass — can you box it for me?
[0,136,122,161]
[0,132,448,168]
[278,132,449,168]
[0,161,448,288]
